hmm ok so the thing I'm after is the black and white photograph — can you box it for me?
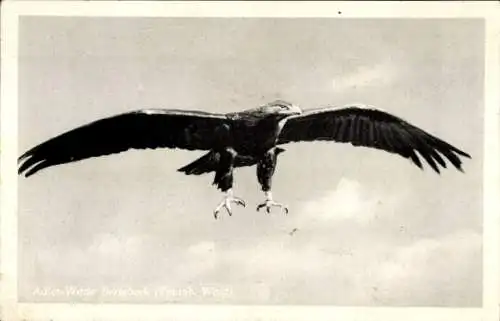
[1,2,499,321]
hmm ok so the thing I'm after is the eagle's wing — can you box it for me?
[18,109,229,177]
[277,105,471,173]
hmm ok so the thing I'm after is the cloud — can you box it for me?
[90,233,143,257]
[32,178,481,306]
[369,229,482,306]
[182,241,218,278]
[216,229,481,305]
[206,178,482,306]
[331,62,397,93]
[294,178,392,225]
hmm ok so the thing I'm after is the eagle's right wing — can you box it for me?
[18,109,229,177]
[278,105,471,173]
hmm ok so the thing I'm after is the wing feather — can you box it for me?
[18,109,228,177]
[360,117,370,146]
[331,118,342,139]
[278,105,470,173]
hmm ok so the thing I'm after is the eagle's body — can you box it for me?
[18,100,471,218]
[175,101,297,198]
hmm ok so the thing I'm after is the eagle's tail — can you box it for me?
[178,147,287,176]
[177,151,219,176]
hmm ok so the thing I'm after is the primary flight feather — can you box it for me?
[18,100,471,218]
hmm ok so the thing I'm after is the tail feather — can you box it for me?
[177,151,219,176]
[178,147,287,176]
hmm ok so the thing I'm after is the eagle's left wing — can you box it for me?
[277,105,471,173]
[18,109,229,177]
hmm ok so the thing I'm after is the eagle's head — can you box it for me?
[258,100,302,116]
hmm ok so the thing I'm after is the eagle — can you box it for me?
[18,100,471,219]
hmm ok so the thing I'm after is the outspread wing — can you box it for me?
[278,105,471,173]
[18,109,229,177]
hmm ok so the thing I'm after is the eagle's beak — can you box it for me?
[288,104,302,115]
[276,104,302,116]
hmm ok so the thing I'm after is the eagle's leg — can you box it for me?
[256,148,288,215]
[213,148,246,219]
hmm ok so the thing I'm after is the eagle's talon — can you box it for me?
[234,197,246,207]
[256,200,288,215]
[213,193,246,219]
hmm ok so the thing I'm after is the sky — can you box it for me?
[17,17,484,306]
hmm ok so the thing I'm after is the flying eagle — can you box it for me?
[18,100,471,219]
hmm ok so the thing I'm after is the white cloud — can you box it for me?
[331,62,397,93]
[217,229,481,305]
[295,178,385,225]
[289,177,407,234]
[187,241,216,256]
[182,241,218,276]
[206,178,482,305]
[369,229,482,306]
[90,233,143,257]
[32,178,481,306]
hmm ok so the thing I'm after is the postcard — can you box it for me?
[1,1,499,321]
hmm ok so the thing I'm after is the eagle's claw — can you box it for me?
[213,195,246,219]
[256,200,289,215]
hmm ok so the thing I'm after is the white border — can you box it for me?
[1,2,499,321]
